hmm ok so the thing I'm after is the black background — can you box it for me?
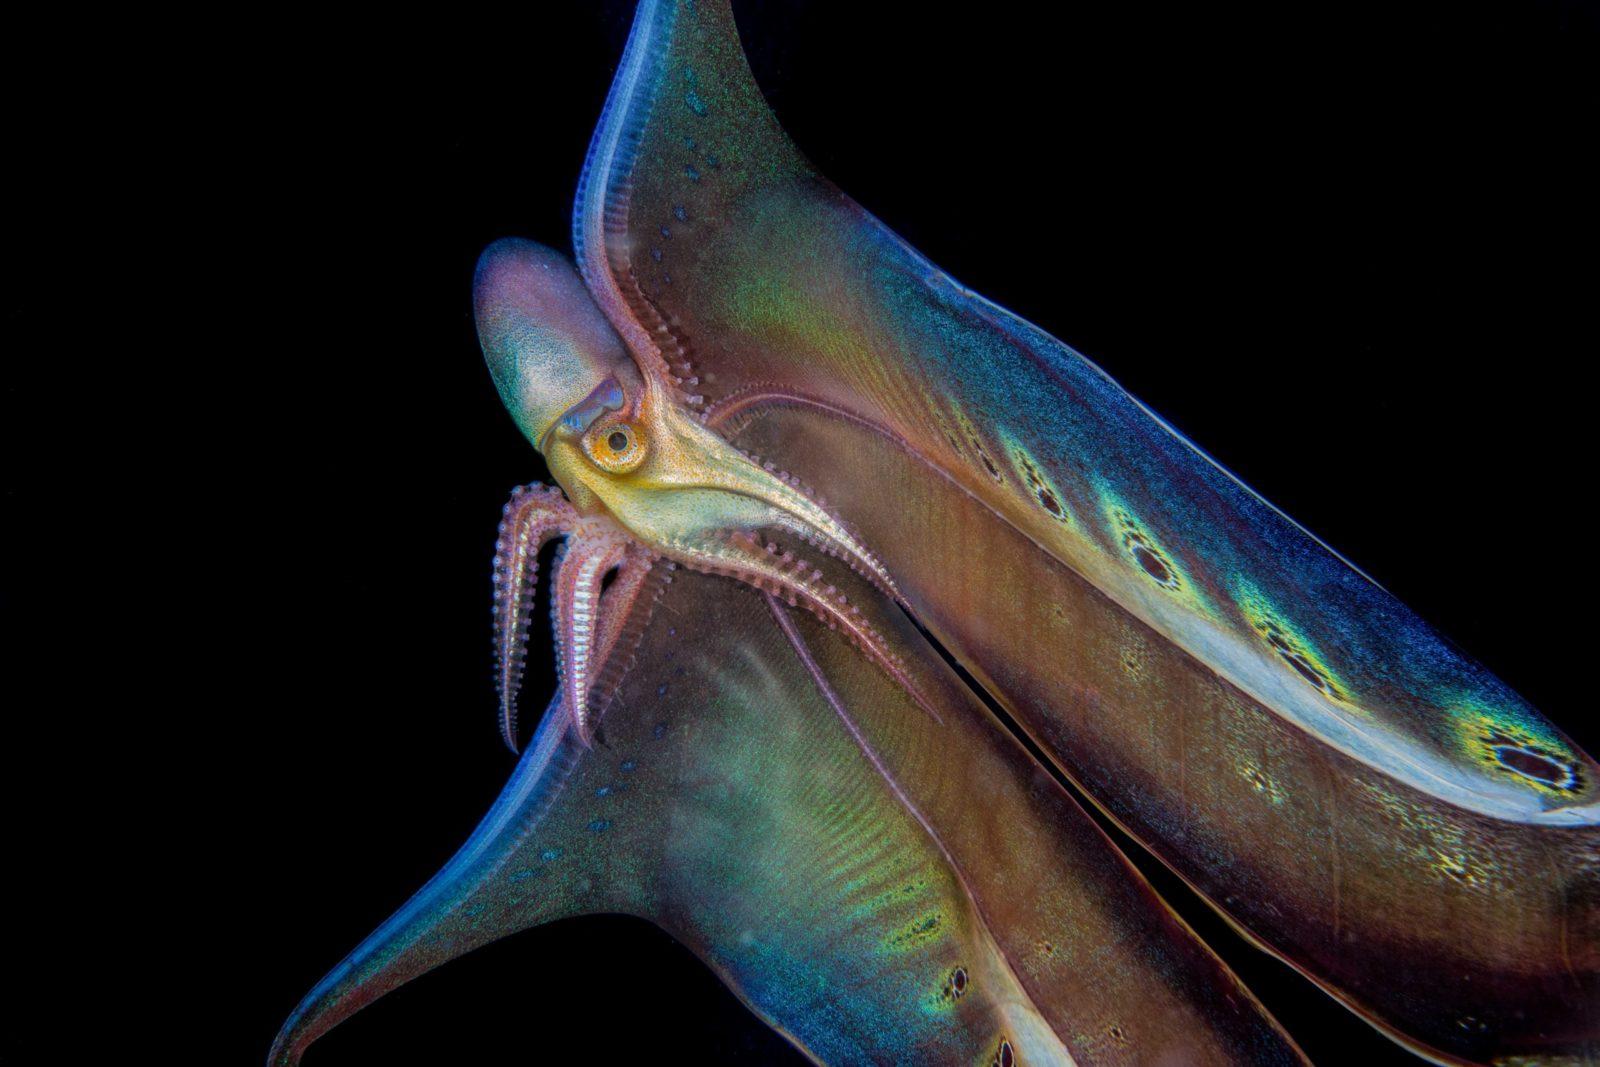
[10,1,1597,1064]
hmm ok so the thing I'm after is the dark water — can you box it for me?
[11,2,1594,1064]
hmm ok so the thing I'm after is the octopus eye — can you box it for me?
[584,419,648,474]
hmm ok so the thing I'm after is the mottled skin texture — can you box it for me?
[271,572,1306,1065]
[271,0,1597,1064]
[725,405,1600,1063]
[583,1,1598,827]
[567,0,1598,1061]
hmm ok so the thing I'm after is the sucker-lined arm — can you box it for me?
[491,484,574,752]
[671,529,942,726]
[551,528,632,746]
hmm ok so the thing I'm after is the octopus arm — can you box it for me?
[269,571,1306,1066]
[570,0,1599,1058]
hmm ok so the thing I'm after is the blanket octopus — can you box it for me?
[271,2,1598,1064]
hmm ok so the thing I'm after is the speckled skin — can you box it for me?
[567,0,1597,1060]
[271,1,1596,1064]
[726,406,1599,1063]
[270,573,1306,1066]
[582,1,1597,826]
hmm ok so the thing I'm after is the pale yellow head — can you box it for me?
[475,238,892,583]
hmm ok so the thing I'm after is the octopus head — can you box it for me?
[473,237,890,578]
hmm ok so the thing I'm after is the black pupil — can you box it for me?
[607,430,629,452]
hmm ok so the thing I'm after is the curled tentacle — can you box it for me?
[584,553,673,733]
[735,450,902,606]
[492,483,574,752]
[671,530,942,725]
[551,523,633,746]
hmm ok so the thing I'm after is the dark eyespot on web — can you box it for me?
[1131,543,1171,584]
[943,966,969,1000]
[992,1038,1016,1067]
[1254,619,1343,701]
[1284,651,1331,692]
[954,414,1003,482]
[1496,746,1568,783]
[1108,1024,1128,1044]
[1479,728,1582,792]
[1016,454,1068,521]
[1111,510,1182,591]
